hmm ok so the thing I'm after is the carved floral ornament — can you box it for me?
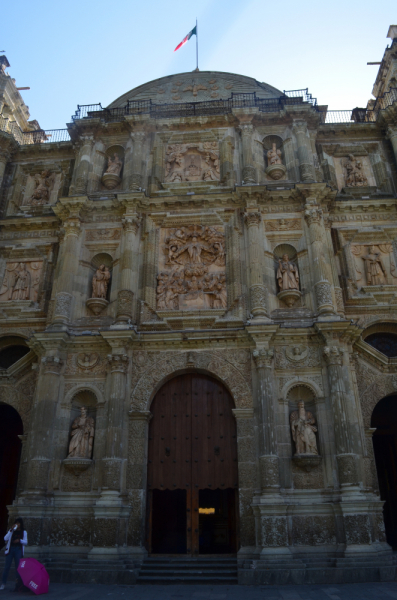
[351,243,397,286]
[165,142,220,183]
[157,225,226,311]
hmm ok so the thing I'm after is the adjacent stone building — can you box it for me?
[1,25,397,585]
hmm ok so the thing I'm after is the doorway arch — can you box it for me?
[372,394,397,548]
[147,372,239,555]
[0,403,23,540]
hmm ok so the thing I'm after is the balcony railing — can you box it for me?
[0,116,70,145]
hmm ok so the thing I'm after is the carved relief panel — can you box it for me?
[351,244,397,287]
[0,260,43,302]
[165,142,220,183]
[22,171,63,207]
[156,225,226,311]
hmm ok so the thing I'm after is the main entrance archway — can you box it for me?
[0,403,23,540]
[372,394,397,549]
[147,373,239,555]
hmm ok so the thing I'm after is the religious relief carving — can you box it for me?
[0,261,43,302]
[67,407,95,459]
[343,154,368,187]
[351,244,397,286]
[157,226,226,311]
[274,346,320,369]
[290,401,318,456]
[276,254,301,307]
[102,153,123,190]
[165,142,220,183]
[28,170,56,205]
[265,219,301,232]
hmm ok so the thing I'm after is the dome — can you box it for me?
[107,71,283,108]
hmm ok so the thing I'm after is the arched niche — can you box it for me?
[86,252,114,316]
[287,384,320,457]
[102,144,125,190]
[363,322,397,358]
[273,243,301,308]
[263,134,287,181]
[0,335,30,369]
[66,389,98,460]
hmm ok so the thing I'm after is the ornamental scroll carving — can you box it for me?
[351,244,397,286]
[165,142,220,183]
[157,226,226,310]
[0,261,43,302]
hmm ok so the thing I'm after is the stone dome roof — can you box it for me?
[107,71,283,108]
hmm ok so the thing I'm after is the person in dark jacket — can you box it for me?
[0,518,28,591]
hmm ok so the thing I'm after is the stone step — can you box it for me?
[137,575,238,584]
[140,568,237,575]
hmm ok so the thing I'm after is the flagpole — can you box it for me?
[196,18,198,70]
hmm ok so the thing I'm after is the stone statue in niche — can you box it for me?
[29,170,55,206]
[344,154,368,187]
[165,142,220,183]
[92,264,111,299]
[157,225,226,310]
[267,143,282,166]
[290,401,318,455]
[67,406,95,459]
[277,254,299,291]
[102,153,123,190]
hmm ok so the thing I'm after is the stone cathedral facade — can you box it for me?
[1,25,397,585]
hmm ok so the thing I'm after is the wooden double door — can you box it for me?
[147,373,239,555]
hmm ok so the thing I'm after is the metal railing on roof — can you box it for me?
[0,116,70,145]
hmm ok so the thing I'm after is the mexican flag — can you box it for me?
[174,26,197,52]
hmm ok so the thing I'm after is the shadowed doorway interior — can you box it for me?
[147,373,239,555]
[0,404,23,540]
[372,394,397,549]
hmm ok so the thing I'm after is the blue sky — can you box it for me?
[1,0,396,130]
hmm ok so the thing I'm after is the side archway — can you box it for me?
[371,394,397,548]
[0,403,23,540]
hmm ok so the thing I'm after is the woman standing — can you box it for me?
[0,518,28,591]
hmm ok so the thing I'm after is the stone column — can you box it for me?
[25,351,64,494]
[0,136,17,195]
[51,210,83,327]
[322,346,359,494]
[127,410,152,549]
[148,136,164,194]
[240,124,256,184]
[88,140,106,193]
[252,349,280,495]
[244,212,268,319]
[232,408,256,551]
[292,121,316,182]
[224,214,243,319]
[71,136,94,195]
[116,211,141,323]
[130,132,145,190]
[101,354,129,498]
[220,134,235,186]
[387,125,397,167]
[304,200,335,315]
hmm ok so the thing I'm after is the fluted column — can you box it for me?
[244,212,268,319]
[102,354,129,493]
[240,124,256,184]
[323,346,359,493]
[252,349,280,495]
[219,135,235,186]
[116,212,141,323]
[292,121,316,182]
[304,200,335,315]
[71,136,94,195]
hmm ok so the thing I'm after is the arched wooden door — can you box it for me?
[0,404,23,540]
[147,373,239,555]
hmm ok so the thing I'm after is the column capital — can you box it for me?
[41,355,64,375]
[130,131,146,142]
[107,353,129,373]
[323,345,344,366]
[292,119,308,133]
[239,123,254,136]
[244,211,262,227]
[304,202,323,226]
[122,215,141,234]
[252,348,274,368]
